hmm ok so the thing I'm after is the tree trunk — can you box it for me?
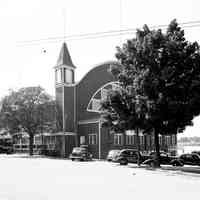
[136,127,141,166]
[154,128,160,168]
[29,133,34,156]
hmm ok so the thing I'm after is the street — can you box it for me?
[0,154,200,200]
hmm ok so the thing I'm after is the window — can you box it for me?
[126,135,135,145]
[172,135,176,145]
[139,135,145,145]
[92,99,101,111]
[180,155,185,160]
[159,135,162,145]
[56,69,62,83]
[34,136,41,145]
[165,136,171,146]
[50,136,56,145]
[87,82,120,113]
[101,88,108,100]
[114,134,123,145]
[45,135,56,149]
[151,136,154,146]
[192,154,199,161]
[80,136,85,145]
[64,68,73,83]
[88,134,97,145]
[146,135,151,146]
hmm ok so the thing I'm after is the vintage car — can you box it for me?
[69,147,92,161]
[106,150,120,162]
[113,149,148,165]
[174,153,200,166]
[143,152,182,167]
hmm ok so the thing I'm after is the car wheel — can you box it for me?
[71,158,75,161]
[178,161,184,167]
[172,160,183,167]
[120,159,128,165]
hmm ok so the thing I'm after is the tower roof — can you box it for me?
[56,42,76,68]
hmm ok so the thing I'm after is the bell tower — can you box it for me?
[55,42,76,133]
[55,42,75,86]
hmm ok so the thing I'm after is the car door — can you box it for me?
[122,150,130,162]
[128,150,138,163]
[180,154,187,164]
[184,154,193,165]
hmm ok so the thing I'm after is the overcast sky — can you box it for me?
[1,0,200,137]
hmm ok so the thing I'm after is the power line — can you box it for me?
[17,20,200,46]
[18,23,200,46]
[19,20,200,44]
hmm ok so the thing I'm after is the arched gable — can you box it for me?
[76,61,120,121]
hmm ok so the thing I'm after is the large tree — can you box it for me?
[0,86,57,155]
[101,19,200,167]
[101,81,147,165]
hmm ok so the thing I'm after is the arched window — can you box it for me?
[87,81,120,113]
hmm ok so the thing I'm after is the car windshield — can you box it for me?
[72,148,86,154]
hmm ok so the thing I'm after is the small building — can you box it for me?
[12,132,75,157]
[54,42,177,159]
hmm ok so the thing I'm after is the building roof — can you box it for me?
[56,42,76,68]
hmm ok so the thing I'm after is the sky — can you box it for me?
[1,0,200,137]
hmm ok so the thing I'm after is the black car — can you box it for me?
[69,147,92,161]
[113,149,147,165]
[175,153,200,166]
[143,152,181,166]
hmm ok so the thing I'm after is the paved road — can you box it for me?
[0,154,200,200]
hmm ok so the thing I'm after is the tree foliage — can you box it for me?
[101,19,200,166]
[0,86,58,155]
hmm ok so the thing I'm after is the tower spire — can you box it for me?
[56,42,76,68]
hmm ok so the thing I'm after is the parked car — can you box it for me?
[0,145,13,154]
[69,147,92,161]
[143,152,181,166]
[113,149,148,165]
[173,153,200,166]
[106,150,120,162]
[191,151,200,156]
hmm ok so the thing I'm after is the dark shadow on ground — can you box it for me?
[110,162,200,176]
